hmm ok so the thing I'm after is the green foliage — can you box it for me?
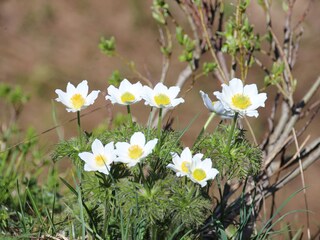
[264,61,285,86]
[151,0,169,25]
[0,83,29,111]
[51,123,212,238]
[51,137,83,165]
[160,45,172,57]
[113,112,131,127]
[99,36,116,56]
[108,70,122,87]
[176,27,195,63]
[192,0,202,7]
[253,188,305,239]
[0,90,61,236]
[196,125,262,180]
[202,62,218,76]
[220,17,260,56]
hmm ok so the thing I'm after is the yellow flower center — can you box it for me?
[70,94,85,110]
[154,94,170,106]
[128,145,143,160]
[192,169,206,181]
[181,161,190,173]
[121,92,135,103]
[231,94,251,110]
[95,154,107,167]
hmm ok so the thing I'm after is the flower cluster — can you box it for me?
[200,78,267,118]
[55,79,185,112]
[106,80,185,108]
[167,147,219,187]
[55,77,267,188]
[78,132,158,174]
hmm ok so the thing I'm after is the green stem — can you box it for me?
[127,105,133,126]
[138,163,146,184]
[193,112,216,148]
[105,167,115,184]
[103,196,108,237]
[216,175,225,221]
[226,112,239,152]
[76,168,86,239]
[151,225,157,240]
[157,108,163,142]
[77,111,82,146]
[146,107,153,140]
[204,112,216,130]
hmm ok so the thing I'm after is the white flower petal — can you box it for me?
[132,81,143,93]
[171,98,185,107]
[119,79,131,90]
[127,161,139,167]
[79,152,94,163]
[96,163,111,174]
[200,91,215,112]
[244,110,259,118]
[193,153,204,162]
[115,142,130,155]
[55,89,71,107]
[106,85,120,104]
[167,86,180,99]
[66,107,77,113]
[180,147,192,161]
[77,80,89,97]
[143,139,158,156]
[85,90,100,106]
[66,82,76,95]
[207,168,219,180]
[171,152,182,166]
[228,78,243,95]
[243,84,258,95]
[130,132,146,146]
[84,163,96,172]
[201,158,212,169]
[167,163,179,173]
[154,82,168,93]
[91,139,104,156]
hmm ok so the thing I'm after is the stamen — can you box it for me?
[71,94,85,110]
[154,94,170,106]
[95,155,107,166]
[181,161,190,173]
[128,145,143,160]
[231,94,251,110]
[192,169,206,181]
[121,92,135,103]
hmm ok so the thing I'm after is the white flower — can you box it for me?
[141,83,184,109]
[200,90,234,119]
[78,139,116,175]
[189,157,219,187]
[55,80,100,112]
[167,147,204,177]
[213,78,267,117]
[106,79,143,105]
[115,132,158,167]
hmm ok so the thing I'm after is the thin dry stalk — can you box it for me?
[292,128,311,239]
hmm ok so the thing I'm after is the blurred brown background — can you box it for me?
[1,0,319,237]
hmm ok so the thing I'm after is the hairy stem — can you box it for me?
[227,112,239,152]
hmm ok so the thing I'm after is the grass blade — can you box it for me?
[26,187,45,228]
